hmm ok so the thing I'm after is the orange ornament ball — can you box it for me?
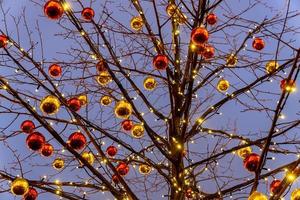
[202,44,215,59]
[243,153,260,172]
[48,64,62,78]
[26,132,46,151]
[67,97,81,112]
[41,143,54,157]
[153,55,168,70]
[106,145,118,157]
[68,132,86,150]
[21,120,35,134]
[23,188,38,200]
[270,179,281,193]
[206,13,217,25]
[0,35,8,48]
[252,38,265,50]
[117,162,129,176]
[82,7,95,21]
[122,119,133,131]
[44,0,64,20]
[191,27,209,45]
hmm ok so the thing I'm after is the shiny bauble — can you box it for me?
[266,60,279,74]
[131,124,144,138]
[252,38,265,51]
[44,0,64,20]
[270,179,281,193]
[11,178,29,196]
[40,95,60,115]
[21,120,35,134]
[217,79,230,92]
[206,13,217,25]
[243,153,260,172]
[48,64,62,78]
[116,162,129,176]
[121,119,133,131]
[68,132,87,150]
[191,27,209,45]
[114,100,132,119]
[100,95,112,106]
[153,55,168,70]
[41,143,54,157]
[52,158,65,170]
[106,145,118,157]
[248,191,267,200]
[96,71,112,86]
[280,79,296,93]
[23,188,38,200]
[130,16,144,31]
[67,97,81,112]
[143,77,157,91]
[0,35,8,48]
[139,164,151,175]
[81,7,95,21]
[81,152,95,165]
[26,132,46,151]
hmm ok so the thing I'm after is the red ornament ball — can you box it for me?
[41,143,54,157]
[116,162,129,176]
[153,55,168,70]
[68,132,86,150]
[44,0,64,20]
[26,132,46,151]
[21,120,35,134]
[206,13,217,25]
[0,35,8,48]
[270,179,281,193]
[243,153,260,172]
[112,175,119,184]
[202,44,215,59]
[82,7,95,21]
[280,79,296,93]
[106,145,118,157]
[252,38,265,50]
[121,120,133,131]
[67,97,81,112]
[191,27,209,45]
[48,64,62,78]
[23,188,38,200]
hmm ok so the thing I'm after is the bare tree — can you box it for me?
[0,0,299,199]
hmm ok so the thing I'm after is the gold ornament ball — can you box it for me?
[237,146,252,159]
[81,152,95,165]
[114,100,132,119]
[11,178,29,196]
[40,95,61,115]
[130,16,144,31]
[291,188,300,200]
[248,191,267,200]
[266,60,279,74]
[96,71,112,86]
[166,3,187,24]
[78,94,88,106]
[139,164,152,175]
[226,54,238,67]
[52,158,65,170]
[217,79,230,92]
[131,124,144,138]
[100,95,112,106]
[143,76,157,91]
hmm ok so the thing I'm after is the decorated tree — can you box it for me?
[0,0,299,199]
